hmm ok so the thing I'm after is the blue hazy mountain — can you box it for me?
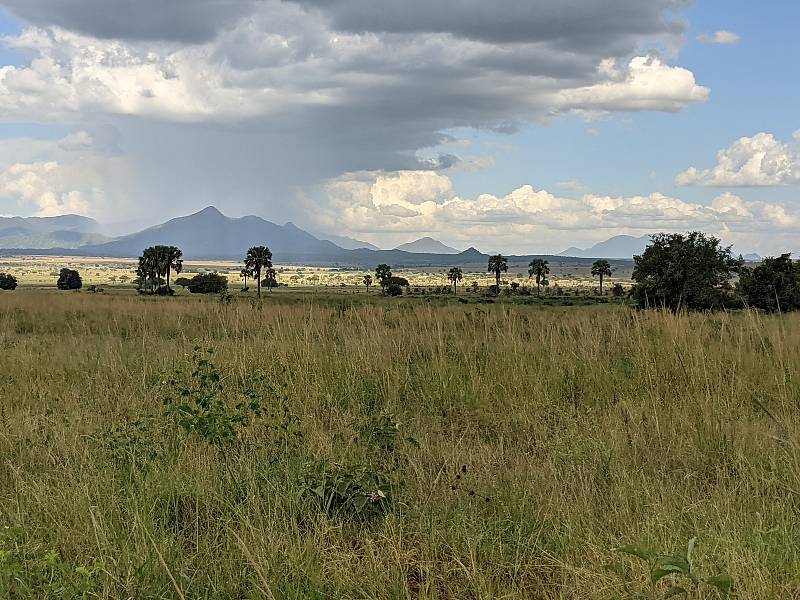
[0,214,107,249]
[395,237,459,254]
[559,235,651,258]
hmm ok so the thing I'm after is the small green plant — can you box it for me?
[0,526,104,598]
[162,347,262,445]
[300,460,393,520]
[611,537,732,599]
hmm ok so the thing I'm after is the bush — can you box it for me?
[387,276,410,287]
[384,283,403,296]
[0,272,18,290]
[738,253,800,312]
[186,273,228,294]
[56,268,82,290]
[174,277,192,288]
[611,282,625,297]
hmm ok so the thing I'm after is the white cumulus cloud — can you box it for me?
[698,30,740,45]
[676,132,800,186]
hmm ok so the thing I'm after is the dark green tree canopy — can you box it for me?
[630,232,743,311]
[487,254,508,291]
[137,245,183,293]
[245,245,273,297]
[375,264,392,288]
[56,268,82,291]
[738,253,800,312]
[591,259,613,278]
[527,258,550,295]
[0,272,18,290]
[186,273,228,294]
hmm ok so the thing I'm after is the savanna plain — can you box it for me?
[1,289,798,599]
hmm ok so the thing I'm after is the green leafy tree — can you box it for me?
[630,232,743,311]
[0,272,18,290]
[527,258,550,296]
[363,274,373,292]
[738,253,800,312]
[245,246,273,298]
[447,267,463,294]
[56,268,82,290]
[375,264,392,292]
[591,259,613,295]
[487,255,508,292]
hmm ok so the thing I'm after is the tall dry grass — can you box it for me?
[0,289,798,598]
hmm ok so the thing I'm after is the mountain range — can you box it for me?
[559,234,761,261]
[0,214,109,249]
[0,206,762,266]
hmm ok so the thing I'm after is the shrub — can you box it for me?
[0,272,17,290]
[174,277,192,288]
[186,272,228,294]
[56,268,82,290]
[611,282,625,297]
[161,347,261,445]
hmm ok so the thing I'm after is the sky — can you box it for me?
[0,0,797,254]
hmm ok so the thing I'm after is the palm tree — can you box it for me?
[447,267,463,294]
[487,255,508,293]
[528,258,550,296]
[245,246,273,298]
[591,259,613,295]
[240,267,252,291]
[158,245,183,291]
[264,266,278,292]
[375,264,392,292]
[137,247,159,293]
[363,274,373,292]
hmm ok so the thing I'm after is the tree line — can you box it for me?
[2,232,798,313]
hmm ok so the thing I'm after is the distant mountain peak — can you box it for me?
[196,205,224,216]
[395,236,459,254]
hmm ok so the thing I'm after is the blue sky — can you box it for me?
[0,0,797,253]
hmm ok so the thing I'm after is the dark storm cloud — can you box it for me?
[0,0,256,42]
[287,0,688,47]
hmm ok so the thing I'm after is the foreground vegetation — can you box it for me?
[1,290,798,598]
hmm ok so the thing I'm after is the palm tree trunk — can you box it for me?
[166,266,171,291]
[599,274,603,296]
[256,268,262,298]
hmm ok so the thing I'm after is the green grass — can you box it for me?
[0,289,798,598]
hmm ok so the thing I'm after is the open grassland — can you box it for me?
[1,290,798,599]
[0,255,632,292]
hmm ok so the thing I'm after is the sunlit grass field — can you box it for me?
[1,289,798,598]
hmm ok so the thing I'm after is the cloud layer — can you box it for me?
[310,170,798,253]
